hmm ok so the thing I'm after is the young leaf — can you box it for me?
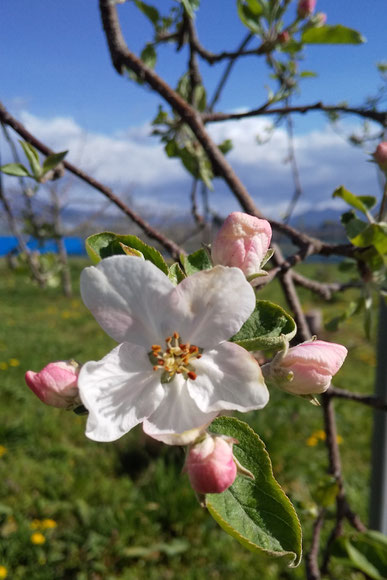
[230,300,297,351]
[351,223,387,256]
[207,417,302,567]
[42,150,68,175]
[133,0,160,26]
[333,186,374,219]
[302,25,365,45]
[0,163,32,178]
[341,211,368,240]
[85,232,169,274]
[237,0,263,33]
[181,248,212,275]
[168,262,186,285]
[140,44,157,69]
[19,141,42,179]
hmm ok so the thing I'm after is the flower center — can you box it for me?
[149,332,202,383]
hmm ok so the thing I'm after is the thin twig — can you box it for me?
[0,101,183,260]
[203,101,387,126]
[305,510,325,580]
[328,386,387,411]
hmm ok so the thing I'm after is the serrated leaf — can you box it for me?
[42,150,68,175]
[302,25,365,45]
[230,300,296,351]
[333,186,374,218]
[168,262,186,285]
[207,417,302,566]
[181,248,212,275]
[85,232,168,274]
[19,141,41,178]
[0,163,32,178]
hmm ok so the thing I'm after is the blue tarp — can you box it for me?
[0,236,86,256]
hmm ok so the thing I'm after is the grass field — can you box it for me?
[0,258,377,579]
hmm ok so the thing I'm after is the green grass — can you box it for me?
[0,259,377,579]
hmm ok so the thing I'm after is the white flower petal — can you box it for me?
[80,256,175,347]
[79,342,165,442]
[143,375,217,445]
[188,342,269,412]
[168,266,256,348]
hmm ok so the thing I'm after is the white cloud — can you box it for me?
[1,111,381,222]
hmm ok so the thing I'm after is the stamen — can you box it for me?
[187,371,197,380]
[149,333,201,382]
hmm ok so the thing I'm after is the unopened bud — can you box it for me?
[25,360,81,409]
[277,31,290,44]
[372,142,387,172]
[297,0,316,18]
[211,212,272,277]
[184,435,237,494]
[263,340,347,395]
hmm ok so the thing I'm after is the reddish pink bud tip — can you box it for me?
[185,435,237,494]
[25,360,80,408]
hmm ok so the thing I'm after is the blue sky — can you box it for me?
[1,1,386,222]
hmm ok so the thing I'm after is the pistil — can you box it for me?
[149,332,201,382]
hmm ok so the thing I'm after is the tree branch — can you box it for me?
[328,386,387,411]
[203,101,387,126]
[0,101,183,260]
[99,0,265,220]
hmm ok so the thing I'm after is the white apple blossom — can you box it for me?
[79,256,269,444]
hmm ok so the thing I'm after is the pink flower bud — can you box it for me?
[297,0,316,18]
[211,212,272,277]
[277,31,290,44]
[25,360,80,408]
[372,142,387,171]
[313,12,327,26]
[265,340,347,395]
[184,435,237,494]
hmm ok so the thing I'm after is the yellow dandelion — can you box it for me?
[31,532,45,545]
[0,565,8,579]
[8,358,20,367]
[61,311,71,319]
[41,519,57,529]
[337,435,343,445]
[0,362,8,371]
[314,430,326,441]
[30,519,41,530]
[306,436,318,447]
[0,446,7,458]
[71,299,81,308]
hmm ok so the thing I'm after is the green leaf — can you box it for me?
[19,141,41,178]
[341,211,368,240]
[237,0,263,33]
[332,531,387,580]
[333,186,374,218]
[230,300,297,351]
[168,262,186,285]
[140,43,157,69]
[302,25,365,45]
[0,163,32,178]
[325,300,360,332]
[351,223,387,256]
[85,232,169,274]
[133,0,160,26]
[42,150,68,175]
[181,248,212,275]
[218,139,233,155]
[193,84,207,112]
[207,417,302,566]
[299,70,318,78]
